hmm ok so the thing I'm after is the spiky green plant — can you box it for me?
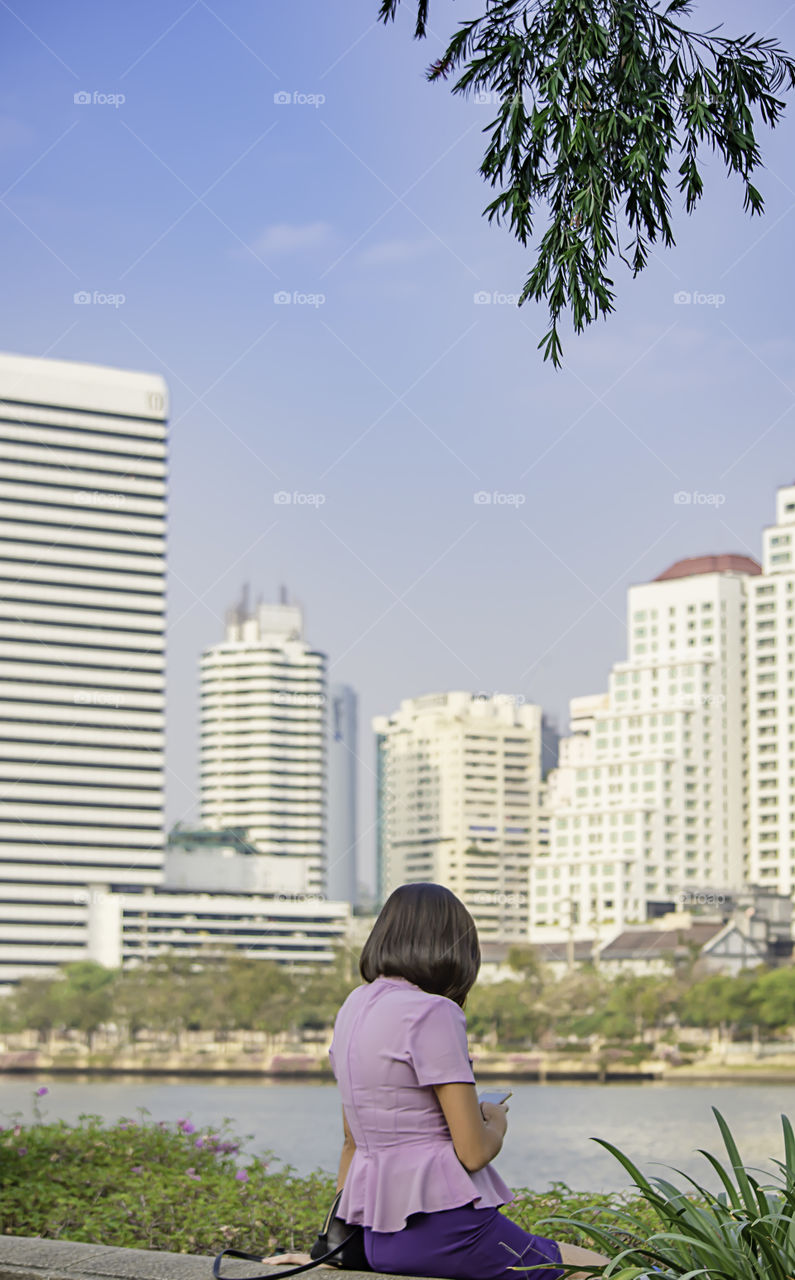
[542,1107,795,1278]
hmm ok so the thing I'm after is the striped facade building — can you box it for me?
[0,353,168,987]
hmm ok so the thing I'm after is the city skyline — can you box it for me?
[2,0,795,895]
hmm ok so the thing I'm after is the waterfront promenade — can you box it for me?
[3,1028,795,1083]
[0,1237,386,1280]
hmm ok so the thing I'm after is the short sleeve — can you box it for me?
[408,997,476,1087]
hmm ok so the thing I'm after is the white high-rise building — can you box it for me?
[327,683,358,905]
[374,692,543,939]
[0,353,168,987]
[532,556,758,938]
[199,594,327,892]
[747,484,795,894]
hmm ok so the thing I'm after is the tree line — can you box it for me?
[3,946,795,1048]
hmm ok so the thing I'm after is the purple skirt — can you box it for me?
[362,1202,564,1280]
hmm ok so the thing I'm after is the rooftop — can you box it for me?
[654,554,762,582]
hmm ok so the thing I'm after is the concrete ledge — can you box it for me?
[0,1237,399,1280]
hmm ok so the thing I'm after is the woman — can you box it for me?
[328,882,608,1280]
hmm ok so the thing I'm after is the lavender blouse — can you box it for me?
[329,974,514,1233]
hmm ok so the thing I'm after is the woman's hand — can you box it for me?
[479,1099,509,1141]
[434,1084,508,1171]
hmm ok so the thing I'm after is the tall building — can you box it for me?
[327,683,358,905]
[531,555,758,938]
[374,692,543,939]
[747,484,795,894]
[199,593,327,893]
[0,352,168,987]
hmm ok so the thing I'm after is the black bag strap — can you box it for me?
[212,1231,359,1280]
[212,1189,358,1280]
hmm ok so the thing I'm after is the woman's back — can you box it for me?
[330,973,512,1233]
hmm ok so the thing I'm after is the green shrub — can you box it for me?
[554,1107,795,1278]
[0,1096,335,1255]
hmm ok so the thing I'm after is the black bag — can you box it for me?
[212,1188,372,1280]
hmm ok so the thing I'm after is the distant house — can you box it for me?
[597,921,725,977]
[698,921,769,976]
[597,909,790,978]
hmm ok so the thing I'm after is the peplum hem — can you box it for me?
[338,1145,514,1234]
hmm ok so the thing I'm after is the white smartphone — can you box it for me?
[478,1089,512,1105]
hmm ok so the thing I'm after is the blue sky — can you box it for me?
[3,0,795,889]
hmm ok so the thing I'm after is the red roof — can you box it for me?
[655,554,761,582]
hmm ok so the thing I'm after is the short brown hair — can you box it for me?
[359,882,480,1007]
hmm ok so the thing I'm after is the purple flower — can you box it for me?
[178,1120,196,1134]
[195,1137,204,1148]
[131,1166,144,1174]
[235,1169,249,1182]
[185,1167,201,1181]
[17,1147,27,1156]
[35,1087,49,1097]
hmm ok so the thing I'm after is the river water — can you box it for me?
[2,1076,794,1193]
